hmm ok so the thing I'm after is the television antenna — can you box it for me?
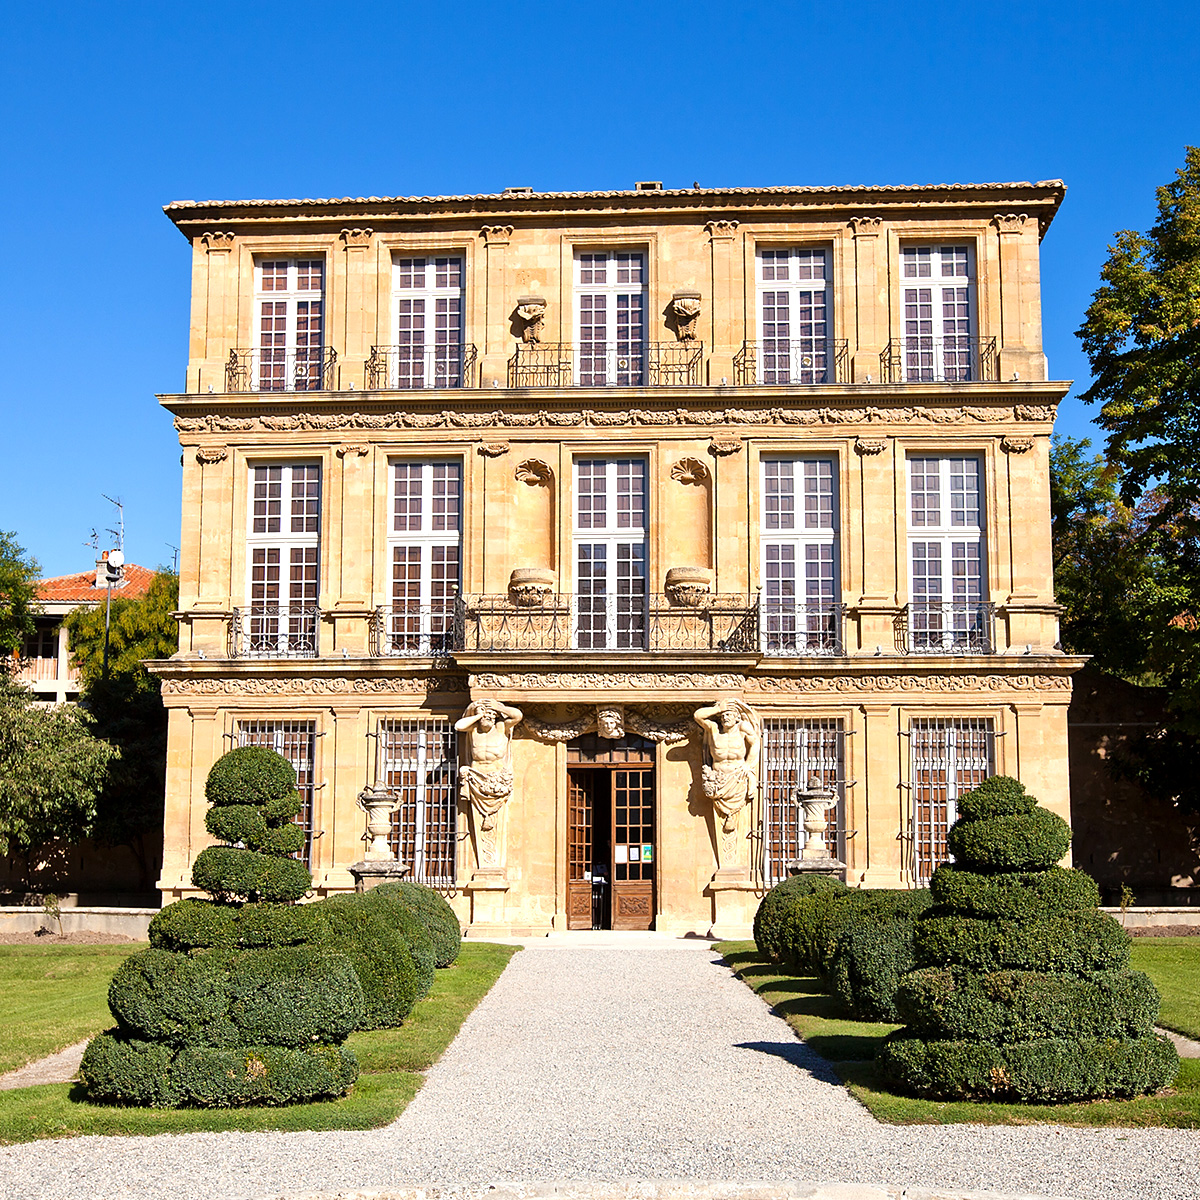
[102,494,125,554]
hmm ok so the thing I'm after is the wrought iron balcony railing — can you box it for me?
[230,606,320,658]
[733,339,849,386]
[226,348,337,393]
[507,341,703,388]
[897,601,995,655]
[759,600,845,657]
[365,344,479,390]
[460,593,757,653]
[879,337,998,384]
[371,605,463,657]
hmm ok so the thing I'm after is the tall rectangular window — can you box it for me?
[760,718,846,884]
[900,245,976,382]
[574,457,648,649]
[245,464,321,657]
[377,718,459,888]
[391,256,465,387]
[758,248,832,383]
[255,258,326,391]
[761,458,840,655]
[907,455,988,652]
[575,251,646,385]
[386,460,463,655]
[237,719,317,864]
[909,717,995,882]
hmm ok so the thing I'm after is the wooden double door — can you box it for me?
[567,735,655,930]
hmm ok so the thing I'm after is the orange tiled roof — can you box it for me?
[37,563,157,604]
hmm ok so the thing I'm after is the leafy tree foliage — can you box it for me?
[0,532,40,663]
[0,674,116,857]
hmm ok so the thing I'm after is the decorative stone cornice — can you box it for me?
[993,213,1030,235]
[477,441,510,457]
[195,446,228,464]
[161,674,469,696]
[335,443,370,458]
[854,437,886,456]
[472,671,748,692]
[339,227,374,248]
[481,224,514,245]
[670,457,710,485]
[514,458,553,485]
[849,215,883,236]
[1001,436,1035,454]
[201,231,235,252]
[704,219,739,240]
[173,400,1060,437]
[745,673,1072,694]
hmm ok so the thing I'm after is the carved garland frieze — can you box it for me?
[520,706,694,744]
[161,675,469,696]
[745,674,1072,694]
[174,402,1059,437]
[472,672,749,692]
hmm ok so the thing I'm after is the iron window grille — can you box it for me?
[236,719,317,864]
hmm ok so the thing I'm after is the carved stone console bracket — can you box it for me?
[481,224,514,245]
[515,459,553,486]
[664,566,713,608]
[854,437,887,456]
[671,291,702,342]
[478,441,510,457]
[1001,436,1034,454]
[195,446,228,464]
[704,219,740,241]
[340,227,374,248]
[201,231,235,252]
[515,296,547,344]
[849,215,883,236]
[508,567,556,607]
[708,437,743,457]
[993,213,1030,235]
[336,443,370,458]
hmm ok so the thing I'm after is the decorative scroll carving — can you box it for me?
[854,437,886,456]
[160,674,468,696]
[704,220,740,239]
[1001,436,1034,454]
[523,709,598,742]
[670,457,710,486]
[339,227,374,248]
[201,232,235,252]
[478,441,510,457]
[521,705,692,745]
[744,674,1073,694]
[195,446,228,464]
[707,437,743,457]
[849,216,883,235]
[671,292,702,342]
[515,297,547,344]
[336,443,370,458]
[515,458,553,486]
[480,224,514,245]
[993,213,1030,235]
[174,401,1061,437]
[625,709,692,743]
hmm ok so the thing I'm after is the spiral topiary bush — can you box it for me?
[877,775,1178,1102]
[80,748,365,1108]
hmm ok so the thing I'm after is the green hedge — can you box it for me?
[108,949,237,1049]
[234,901,326,948]
[955,775,1038,822]
[896,967,1160,1042]
[205,746,297,808]
[879,1031,1179,1102]
[368,880,462,967]
[80,1034,358,1108]
[946,807,1071,873]
[913,909,1130,974]
[929,864,1099,920]
[191,846,312,903]
[752,874,847,964]
[829,889,931,1021]
[361,889,436,999]
[313,893,420,1028]
[148,899,238,952]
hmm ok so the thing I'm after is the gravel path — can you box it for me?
[1,940,1198,1200]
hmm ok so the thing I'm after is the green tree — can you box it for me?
[0,674,117,862]
[65,570,179,886]
[0,532,40,663]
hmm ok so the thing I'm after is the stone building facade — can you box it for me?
[154,180,1081,936]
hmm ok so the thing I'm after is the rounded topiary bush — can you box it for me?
[753,873,847,965]
[368,880,462,968]
[82,747,362,1109]
[361,888,437,998]
[878,775,1178,1102]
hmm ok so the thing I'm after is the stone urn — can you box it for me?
[508,567,556,607]
[357,785,399,861]
[664,566,713,607]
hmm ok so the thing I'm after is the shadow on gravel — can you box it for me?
[734,1039,844,1084]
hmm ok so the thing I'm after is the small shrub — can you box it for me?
[752,873,847,964]
[205,746,297,808]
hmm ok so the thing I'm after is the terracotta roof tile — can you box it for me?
[37,563,157,604]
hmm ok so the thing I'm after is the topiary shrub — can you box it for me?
[82,747,363,1108]
[361,888,437,999]
[368,880,462,968]
[753,873,846,964]
[878,775,1178,1102]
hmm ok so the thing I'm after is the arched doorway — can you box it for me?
[566,733,656,930]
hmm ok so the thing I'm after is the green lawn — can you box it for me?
[1131,938,1200,1040]
[0,942,517,1143]
[718,941,1200,1128]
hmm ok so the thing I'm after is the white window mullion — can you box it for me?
[392,257,465,388]
[900,246,975,382]
[255,259,325,392]
[575,252,646,386]
[757,248,831,383]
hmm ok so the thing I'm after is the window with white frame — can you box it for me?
[255,258,326,391]
[758,248,833,383]
[237,719,318,864]
[574,457,648,649]
[244,464,321,657]
[391,256,466,388]
[909,716,994,882]
[377,717,459,888]
[760,457,840,654]
[575,251,646,385]
[386,461,463,655]
[907,455,988,652]
[761,717,846,884]
[899,245,976,382]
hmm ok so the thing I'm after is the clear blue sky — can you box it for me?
[2,0,1197,577]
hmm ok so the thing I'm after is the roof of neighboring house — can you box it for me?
[37,562,157,605]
